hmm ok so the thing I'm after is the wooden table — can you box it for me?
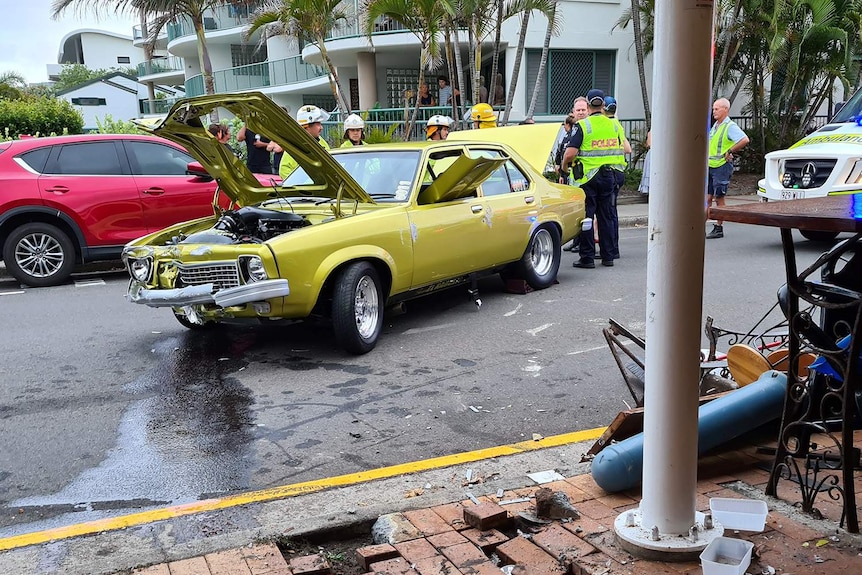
[711,194,862,533]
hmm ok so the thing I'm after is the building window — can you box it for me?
[230,44,267,74]
[385,68,420,108]
[71,97,107,106]
[303,95,336,112]
[525,49,615,115]
[117,56,131,64]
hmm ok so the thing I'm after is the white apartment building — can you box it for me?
[47,29,144,82]
[135,0,653,123]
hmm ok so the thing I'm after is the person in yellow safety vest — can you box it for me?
[561,89,626,269]
[426,115,453,140]
[706,97,749,239]
[278,105,331,179]
[340,114,366,147]
[601,95,631,259]
[470,103,497,129]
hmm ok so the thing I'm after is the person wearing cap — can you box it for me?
[278,105,332,179]
[470,103,497,129]
[561,88,627,269]
[340,114,366,147]
[426,115,452,141]
[706,97,749,239]
[601,96,631,260]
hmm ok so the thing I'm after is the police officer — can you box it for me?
[602,96,631,260]
[561,89,626,269]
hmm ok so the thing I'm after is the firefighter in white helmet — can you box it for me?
[278,105,331,179]
[340,114,366,147]
[426,115,453,141]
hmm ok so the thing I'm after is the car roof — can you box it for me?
[2,133,172,152]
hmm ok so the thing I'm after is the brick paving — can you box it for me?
[133,430,862,575]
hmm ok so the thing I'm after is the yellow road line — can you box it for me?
[0,427,605,551]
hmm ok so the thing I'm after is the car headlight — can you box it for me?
[240,255,268,282]
[128,257,152,282]
[845,160,862,184]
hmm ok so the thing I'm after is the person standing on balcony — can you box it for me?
[237,124,271,174]
[437,76,453,107]
[278,105,331,179]
[418,83,435,107]
[340,114,366,147]
[706,97,749,239]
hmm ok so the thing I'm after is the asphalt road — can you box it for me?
[0,223,832,537]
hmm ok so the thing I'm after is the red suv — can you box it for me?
[0,134,220,287]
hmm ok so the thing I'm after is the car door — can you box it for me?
[408,151,506,288]
[38,140,146,247]
[122,139,218,232]
[470,148,538,265]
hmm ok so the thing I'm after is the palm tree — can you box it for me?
[246,0,351,114]
[525,0,561,118]
[364,0,453,138]
[500,0,557,124]
[52,1,247,110]
[613,0,654,128]
[0,71,27,89]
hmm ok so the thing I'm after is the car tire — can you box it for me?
[3,222,76,287]
[799,229,839,242]
[515,225,561,290]
[332,261,383,355]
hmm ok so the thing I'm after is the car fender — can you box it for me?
[312,245,398,300]
[0,205,87,254]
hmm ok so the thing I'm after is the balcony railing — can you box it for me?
[326,15,409,40]
[139,99,180,115]
[166,1,265,42]
[184,56,327,96]
[136,56,184,78]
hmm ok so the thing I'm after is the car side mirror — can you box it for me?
[187,161,213,182]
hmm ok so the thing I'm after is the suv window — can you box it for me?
[19,147,52,173]
[125,140,192,176]
[49,142,124,175]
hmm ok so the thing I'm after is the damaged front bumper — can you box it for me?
[127,279,290,308]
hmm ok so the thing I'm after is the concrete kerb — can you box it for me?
[0,437,599,575]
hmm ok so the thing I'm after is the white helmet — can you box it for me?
[343,114,365,129]
[426,115,452,128]
[296,105,330,127]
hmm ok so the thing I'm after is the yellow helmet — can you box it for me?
[470,103,496,124]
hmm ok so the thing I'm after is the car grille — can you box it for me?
[782,159,837,189]
[177,262,240,290]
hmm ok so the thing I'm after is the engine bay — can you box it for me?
[177,206,310,245]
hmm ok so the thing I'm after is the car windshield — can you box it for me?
[831,89,862,123]
[282,150,422,202]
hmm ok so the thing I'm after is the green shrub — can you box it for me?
[0,97,83,138]
[94,114,147,134]
[623,167,643,190]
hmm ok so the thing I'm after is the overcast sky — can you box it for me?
[1,0,136,84]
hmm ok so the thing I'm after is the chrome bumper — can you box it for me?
[127,279,290,308]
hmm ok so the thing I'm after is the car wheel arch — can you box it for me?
[314,256,393,315]
[0,206,85,263]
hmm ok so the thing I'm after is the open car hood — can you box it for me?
[447,123,561,174]
[137,93,373,206]
[419,153,507,204]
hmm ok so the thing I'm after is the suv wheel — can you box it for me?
[3,223,76,287]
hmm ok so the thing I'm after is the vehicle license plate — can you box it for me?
[780,190,805,200]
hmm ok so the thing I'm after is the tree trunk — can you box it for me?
[630,0,650,128]
[527,6,555,118]
[453,30,468,125]
[502,13,530,125]
[468,23,477,104]
[319,40,352,113]
[444,26,457,118]
[194,18,218,121]
[712,0,742,100]
[489,0,503,108]
[406,49,429,140]
[727,57,751,105]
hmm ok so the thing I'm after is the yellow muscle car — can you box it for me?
[123,93,586,354]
